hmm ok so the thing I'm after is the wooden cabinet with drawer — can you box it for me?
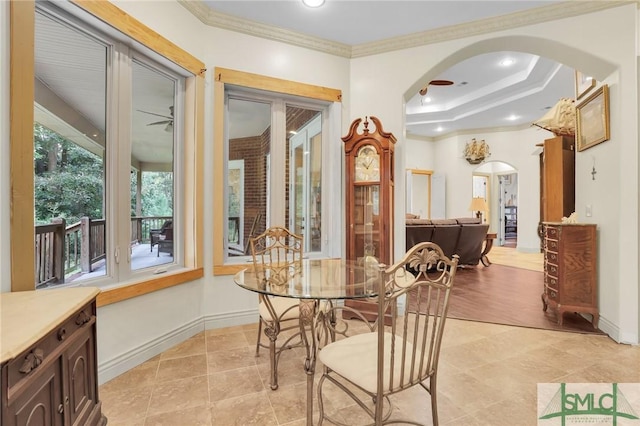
[1,288,106,426]
[541,222,598,328]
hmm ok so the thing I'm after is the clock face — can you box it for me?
[355,145,380,182]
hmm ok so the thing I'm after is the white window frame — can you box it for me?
[221,87,341,265]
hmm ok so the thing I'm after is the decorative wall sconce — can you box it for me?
[463,138,490,164]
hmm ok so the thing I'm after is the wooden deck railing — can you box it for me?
[35,215,171,288]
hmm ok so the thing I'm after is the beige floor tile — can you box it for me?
[206,346,257,373]
[439,371,511,413]
[266,382,309,424]
[210,391,278,426]
[160,333,206,360]
[146,376,210,416]
[206,331,250,352]
[99,315,637,426]
[144,405,212,426]
[100,385,153,425]
[100,359,159,392]
[206,324,250,336]
[257,356,307,389]
[156,353,208,382]
[208,365,265,402]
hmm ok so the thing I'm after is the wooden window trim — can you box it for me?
[10,1,204,305]
[212,67,341,275]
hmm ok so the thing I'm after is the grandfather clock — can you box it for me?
[343,116,396,321]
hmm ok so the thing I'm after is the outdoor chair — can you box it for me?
[157,227,173,257]
[150,220,172,252]
[249,226,305,390]
[316,241,459,425]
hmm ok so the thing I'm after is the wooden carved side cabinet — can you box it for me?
[541,222,599,328]
[1,288,106,426]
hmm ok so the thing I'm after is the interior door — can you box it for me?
[289,114,321,252]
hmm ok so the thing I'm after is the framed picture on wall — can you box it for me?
[575,70,596,100]
[576,84,610,152]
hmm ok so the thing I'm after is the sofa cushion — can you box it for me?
[430,225,462,259]
[454,224,489,265]
[430,219,458,225]
[406,218,432,225]
[406,225,434,248]
[456,217,482,224]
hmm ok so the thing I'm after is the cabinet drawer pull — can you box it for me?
[58,404,64,414]
[76,311,91,326]
[19,348,44,374]
[58,327,67,341]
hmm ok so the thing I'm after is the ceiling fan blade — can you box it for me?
[147,120,173,126]
[419,79,455,96]
[137,109,173,119]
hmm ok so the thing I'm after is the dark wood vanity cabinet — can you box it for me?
[1,290,105,426]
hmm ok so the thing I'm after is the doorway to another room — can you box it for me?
[473,161,518,248]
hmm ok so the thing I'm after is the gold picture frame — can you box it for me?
[575,70,596,100]
[576,84,610,152]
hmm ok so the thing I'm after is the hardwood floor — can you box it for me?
[445,246,603,334]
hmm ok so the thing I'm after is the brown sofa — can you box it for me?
[406,217,489,266]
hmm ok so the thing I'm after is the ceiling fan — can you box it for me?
[419,79,454,96]
[138,106,173,132]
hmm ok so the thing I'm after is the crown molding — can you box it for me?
[177,0,351,57]
[351,1,634,58]
[179,1,634,59]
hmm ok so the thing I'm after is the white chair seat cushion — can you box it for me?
[319,331,426,394]
[259,296,300,321]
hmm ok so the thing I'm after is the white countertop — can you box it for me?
[1,287,100,363]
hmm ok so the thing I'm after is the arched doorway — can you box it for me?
[474,161,517,247]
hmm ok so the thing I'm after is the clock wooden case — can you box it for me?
[343,116,396,321]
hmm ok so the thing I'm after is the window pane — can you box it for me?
[131,61,176,269]
[227,98,271,257]
[34,10,107,286]
[287,108,322,252]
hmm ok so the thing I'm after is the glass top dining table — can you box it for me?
[233,258,382,425]
[233,258,382,300]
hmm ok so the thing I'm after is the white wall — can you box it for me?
[431,127,551,252]
[350,4,638,343]
[2,2,638,386]
[103,1,352,382]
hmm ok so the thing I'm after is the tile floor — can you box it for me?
[99,319,640,426]
[99,248,638,425]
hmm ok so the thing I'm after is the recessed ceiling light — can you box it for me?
[435,126,444,132]
[500,58,515,67]
[506,114,520,121]
[302,0,325,7]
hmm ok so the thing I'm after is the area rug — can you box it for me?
[445,264,604,334]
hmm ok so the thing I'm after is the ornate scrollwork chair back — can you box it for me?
[316,242,459,425]
[249,226,304,390]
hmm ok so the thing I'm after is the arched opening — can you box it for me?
[473,161,517,247]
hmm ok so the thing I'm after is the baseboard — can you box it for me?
[597,315,638,345]
[203,308,258,330]
[97,318,204,385]
[97,309,260,385]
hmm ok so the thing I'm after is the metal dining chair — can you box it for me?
[249,226,305,390]
[316,242,459,425]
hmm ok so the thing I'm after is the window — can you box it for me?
[213,68,342,273]
[11,1,204,301]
